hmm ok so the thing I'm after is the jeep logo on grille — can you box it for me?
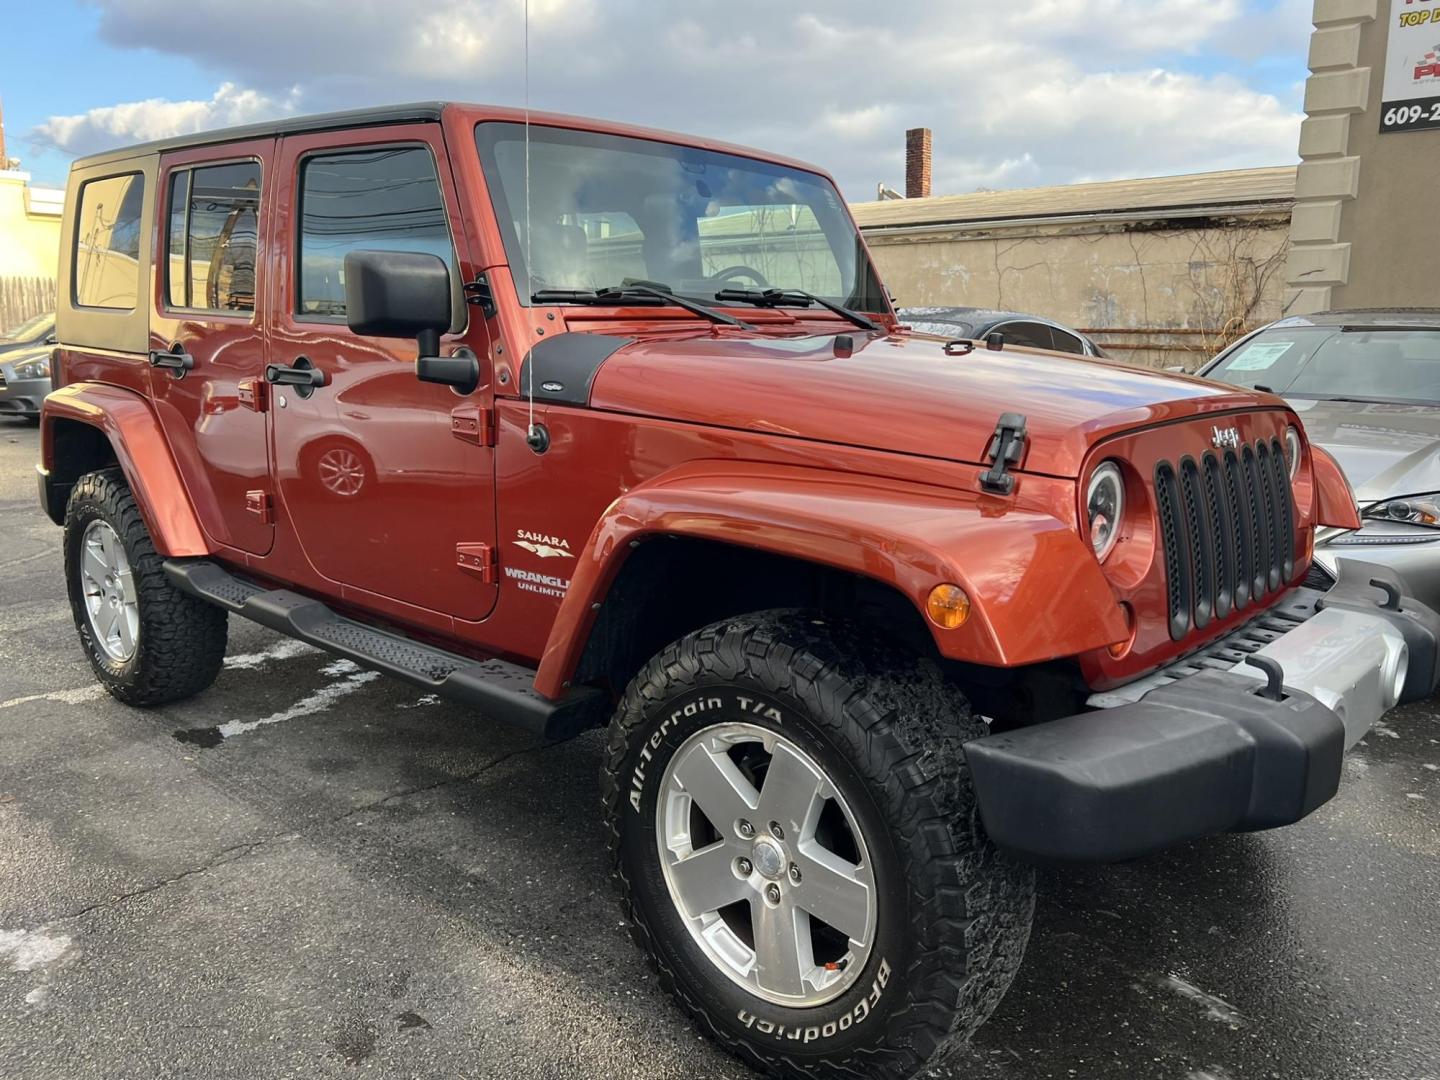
[1211,425,1241,450]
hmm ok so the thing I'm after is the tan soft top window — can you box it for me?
[73,173,145,310]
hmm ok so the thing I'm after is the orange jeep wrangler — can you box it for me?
[37,102,1440,1079]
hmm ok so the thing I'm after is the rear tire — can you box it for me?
[601,610,1034,1079]
[64,468,228,706]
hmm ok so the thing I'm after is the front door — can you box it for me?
[151,140,275,555]
[267,124,498,620]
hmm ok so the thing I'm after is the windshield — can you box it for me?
[0,311,53,343]
[475,123,887,312]
[1208,326,1440,405]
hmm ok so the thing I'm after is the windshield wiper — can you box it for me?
[533,284,753,328]
[714,287,883,332]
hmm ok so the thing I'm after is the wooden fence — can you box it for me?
[0,276,57,332]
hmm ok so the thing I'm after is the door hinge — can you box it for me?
[238,377,269,412]
[456,542,497,584]
[463,273,498,319]
[450,404,496,447]
[245,489,274,525]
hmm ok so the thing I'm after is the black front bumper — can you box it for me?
[966,559,1440,865]
[965,670,1344,863]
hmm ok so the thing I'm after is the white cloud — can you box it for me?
[33,83,299,156]
[41,1,1306,196]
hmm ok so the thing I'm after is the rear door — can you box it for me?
[267,124,498,620]
[151,140,275,555]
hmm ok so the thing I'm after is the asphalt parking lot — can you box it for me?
[0,416,1436,1080]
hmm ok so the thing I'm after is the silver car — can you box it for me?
[1200,309,1440,604]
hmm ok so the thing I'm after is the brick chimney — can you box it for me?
[904,127,931,199]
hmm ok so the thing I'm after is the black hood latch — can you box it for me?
[979,412,1028,495]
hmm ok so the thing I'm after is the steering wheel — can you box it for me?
[711,264,771,288]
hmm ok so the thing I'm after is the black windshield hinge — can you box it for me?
[979,412,1028,495]
[464,274,497,319]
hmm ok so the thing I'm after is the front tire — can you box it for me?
[601,611,1034,1079]
[64,468,228,706]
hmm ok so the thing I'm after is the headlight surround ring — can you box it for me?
[1086,461,1125,562]
[1284,425,1301,480]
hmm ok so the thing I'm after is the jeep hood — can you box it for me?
[582,331,1279,478]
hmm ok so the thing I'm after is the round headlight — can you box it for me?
[1086,461,1124,562]
[1284,425,1301,479]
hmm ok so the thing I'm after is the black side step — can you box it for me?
[164,559,603,739]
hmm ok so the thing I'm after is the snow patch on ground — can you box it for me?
[0,927,73,971]
[216,661,379,738]
[0,685,107,711]
[1159,974,1245,1026]
[223,639,318,670]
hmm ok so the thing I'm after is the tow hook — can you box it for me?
[979,412,1028,495]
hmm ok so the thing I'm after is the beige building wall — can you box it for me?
[1286,0,1440,311]
[0,171,62,278]
[864,216,1291,368]
[852,168,1298,369]
[0,170,63,327]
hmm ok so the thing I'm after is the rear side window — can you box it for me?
[166,161,262,313]
[992,321,1053,350]
[297,147,454,318]
[73,173,145,309]
[1050,329,1086,355]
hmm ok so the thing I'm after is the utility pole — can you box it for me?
[0,97,14,170]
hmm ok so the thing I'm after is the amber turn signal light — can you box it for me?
[1107,602,1136,658]
[926,584,971,629]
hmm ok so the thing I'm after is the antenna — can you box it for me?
[523,0,536,445]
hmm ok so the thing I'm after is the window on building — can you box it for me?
[166,161,262,312]
[74,173,144,310]
[297,147,454,318]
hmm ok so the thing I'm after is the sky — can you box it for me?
[1,0,1314,200]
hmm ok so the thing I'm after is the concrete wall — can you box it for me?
[1286,0,1440,311]
[865,213,1291,369]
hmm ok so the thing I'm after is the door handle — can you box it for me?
[149,345,195,375]
[264,356,327,398]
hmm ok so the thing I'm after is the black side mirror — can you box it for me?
[343,250,479,393]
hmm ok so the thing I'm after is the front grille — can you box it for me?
[1155,438,1297,641]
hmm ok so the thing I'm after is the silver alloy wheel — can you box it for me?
[80,520,140,663]
[656,722,877,1008]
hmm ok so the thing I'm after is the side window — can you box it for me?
[1050,329,1086,355]
[166,161,262,312]
[993,321,1053,350]
[297,147,454,318]
[74,173,145,309]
